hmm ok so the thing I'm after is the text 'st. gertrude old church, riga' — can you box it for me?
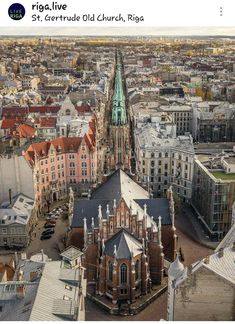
[69,169,177,305]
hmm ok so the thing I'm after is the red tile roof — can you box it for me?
[1,107,28,118]
[25,137,85,162]
[16,124,36,138]
[29,106,61,114]
[75,105,92,113]
[1,118,24,132]
[39,117,57,128]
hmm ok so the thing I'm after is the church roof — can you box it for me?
[104,229,143,259]
[71,170,172,229]
[134,199,172,225]
[92,169,149,205]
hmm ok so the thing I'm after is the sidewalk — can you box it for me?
[175,204,218,250]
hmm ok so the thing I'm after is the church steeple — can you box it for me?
[112,63,127,126]
[110,55,130,171]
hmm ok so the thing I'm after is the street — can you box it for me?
[25,215,69,260]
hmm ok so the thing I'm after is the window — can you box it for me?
[135,260,140,281]
[70,162,75,168]
[165,152,168,158]
[151,152,155,158]
[82,162,87,168]
[70,170,75,176]
[63,295,72,301]
[108,261,113,281]
[65,109,71,116]
[120,263,127,284]
[159,153,162,158]
[65,285,73,291]
[82,170,87,176]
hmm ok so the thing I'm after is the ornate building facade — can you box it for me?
[69,169,177,305]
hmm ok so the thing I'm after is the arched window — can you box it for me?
[108,261,113,281]
[120,263,127,284]
[135,260,140,280]
[65,109,71,116]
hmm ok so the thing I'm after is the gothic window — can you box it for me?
[135,260,140,281]
[108,261,113,281]
[120,263,127,284]
[65,109,71,116]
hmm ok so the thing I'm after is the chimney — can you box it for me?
[218,248,224,258]
[17,269,24,281]
[16,285,26,299]
[14,252,18,268]
[41,249,44,262]
[204,255,210,264]
[9,188,12,207]
[30,271,38,282]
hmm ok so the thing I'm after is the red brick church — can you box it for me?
[69,169,177,305]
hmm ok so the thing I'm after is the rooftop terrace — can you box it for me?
[211,171,235,180]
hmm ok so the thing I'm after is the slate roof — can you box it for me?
[72,199,111,228]
[215,224,235,252]
[134,199,172,225]
[174,245,235,286]
[0,260,44,321]
[104,229,143,259]
[92,169,149,204]
[72,170,171,229]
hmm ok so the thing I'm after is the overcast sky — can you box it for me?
[0,26,234,36]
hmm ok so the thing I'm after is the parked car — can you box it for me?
[42,229,55,235]
[44,223,55,229]
[40,234,52,240]
[46,219,56,224]
[50,215,59,219]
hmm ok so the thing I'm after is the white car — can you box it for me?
[50,214,59,220]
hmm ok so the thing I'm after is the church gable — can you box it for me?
[58,96,78,117]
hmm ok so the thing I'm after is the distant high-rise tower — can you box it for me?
[110,62,130,171]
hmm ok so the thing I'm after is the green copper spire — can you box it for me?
[112,63,127,125]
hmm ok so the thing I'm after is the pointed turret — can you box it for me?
[168,253,185,280]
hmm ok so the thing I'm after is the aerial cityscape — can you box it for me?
[0,35,234,321]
